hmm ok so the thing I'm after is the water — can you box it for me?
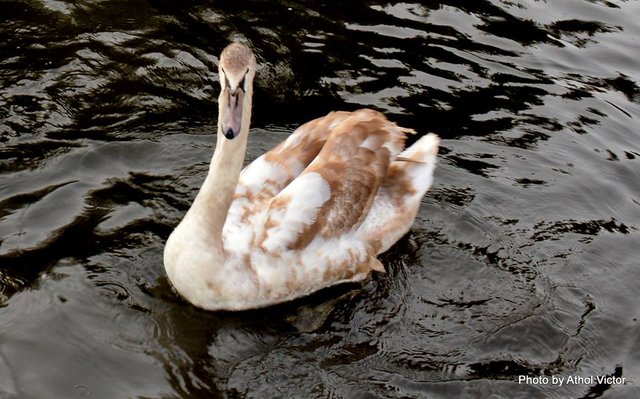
[1,0,639,397]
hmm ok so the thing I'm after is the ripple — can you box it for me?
[1,0,640,397]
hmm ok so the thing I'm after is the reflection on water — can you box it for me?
[1,0,640,397]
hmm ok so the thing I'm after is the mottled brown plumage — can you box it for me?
[164,42,439,311]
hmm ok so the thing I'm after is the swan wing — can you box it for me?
[235,111,352,204]
[257,109,411,255]
[359,133,439,253]
[223,111,351,254]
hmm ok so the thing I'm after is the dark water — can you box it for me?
[1,0,639,397]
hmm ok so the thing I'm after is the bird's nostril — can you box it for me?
[224,128,235,139]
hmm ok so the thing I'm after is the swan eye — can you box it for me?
[238,70,249,92]
[220,68,230,89]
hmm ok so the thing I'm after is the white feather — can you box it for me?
[239,155,287,188]
[399,133,438,197]
[361,135,378,150]
[261,172,331,252]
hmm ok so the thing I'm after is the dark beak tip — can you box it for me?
[224,128,236,139]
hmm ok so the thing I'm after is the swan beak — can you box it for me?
[221,89,244,140]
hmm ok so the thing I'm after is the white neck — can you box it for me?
[183,86,253,254]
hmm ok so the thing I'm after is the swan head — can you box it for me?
[218,42,256,140]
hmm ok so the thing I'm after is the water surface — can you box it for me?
[1,0,639,398]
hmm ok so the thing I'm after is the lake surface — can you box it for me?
[1,0,639,398]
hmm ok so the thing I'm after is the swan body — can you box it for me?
[164,43,439,311]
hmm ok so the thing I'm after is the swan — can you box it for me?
[164,42,439,311]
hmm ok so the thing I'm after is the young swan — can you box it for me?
[164,42,439,311]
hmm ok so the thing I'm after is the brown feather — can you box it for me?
[264,111,351,181]
[360,133,440,254]
[230,111,352,230]
[285,109,409,250]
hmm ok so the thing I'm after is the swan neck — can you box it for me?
[190,97,252,250]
